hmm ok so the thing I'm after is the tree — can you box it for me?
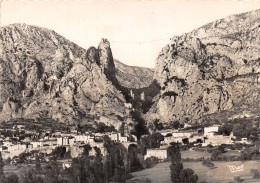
[91,147,105,183]
[144,157,159,169]
[18,152,28,164]
[140,132,164,149]
[182,138,189,144]
[172,121,180,129]
[166,133,172,137]
[35,154,41,171]
[153,119,164,130]
[234,176,244,182]
[0,152,5,183]
[52,146,66,159]
[44,159,60,183]
[218,124,233,136]
[128,144,143,172]
[130,110,149,139]
[202,159,215,168]
[168,143,183,182]
[20,168,44,183]
[250,169,260,179]
[95,123,116,133]
[180,168,198,183]
[240,150,252,160]
[5,174,19,183]
[82,144,92,156]
[211,150,222,161]
[233,124,243,138]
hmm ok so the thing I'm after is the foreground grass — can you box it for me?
[127,160,260,183]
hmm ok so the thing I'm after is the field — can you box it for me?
[127,151,260,183]
[127,161,260,183]
[181,150,211,159]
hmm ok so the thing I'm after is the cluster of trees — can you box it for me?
[130,110,149,140]
[52,147,71,160]
[140,132,164,149]
[209,144,259,161]
[1,137,146,183]
[94,123,116,133]
[1,152,20,183]
[168,143,198,183]
[218,118,259,142]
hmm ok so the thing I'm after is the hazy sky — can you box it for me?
[1,0,260,68]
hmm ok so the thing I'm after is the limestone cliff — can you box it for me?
[146,9,260,124]
[0,24,126,129]
[114,60,154,89]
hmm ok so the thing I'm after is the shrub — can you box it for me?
[250,169,260,179]
[4,173,19,183]
[180,168,198,183]
[240,150,252,160]
[202,159,215,168]
[211,150,222,161]
[234,176,244,182]
[145,156,159,169]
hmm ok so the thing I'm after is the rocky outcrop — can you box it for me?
[114,60,154,89]
[0,23,127,129]
[146,9,260,124]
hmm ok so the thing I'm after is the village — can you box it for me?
[0,119,253,168]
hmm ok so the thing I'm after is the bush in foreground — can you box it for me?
[250,169,260,179]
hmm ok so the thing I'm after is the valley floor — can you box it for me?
[127,160,260,183]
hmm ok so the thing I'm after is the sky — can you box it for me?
[1,0,260,68]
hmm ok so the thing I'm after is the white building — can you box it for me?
[31,141,43,148]
[203,135,233,146]
[107,133,118,142]
[75,135,94,144]
[144,148,168,160]
[124,103,132,109]
[118,135,128,142]
[163,136,184,145]
[204,126,219,137]
[57,137,75,146]
[62,162,72,169]
[8,144,27,152]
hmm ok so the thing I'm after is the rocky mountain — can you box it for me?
[114,59,154,89]
[145,9,260,125]
[0,23,129,129]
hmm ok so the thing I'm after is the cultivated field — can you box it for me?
[127,160,260,183]
[181,150,211,159]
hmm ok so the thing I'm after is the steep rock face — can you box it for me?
[146,9,260,124]
[114,60,154,89]
[0,24,126,129]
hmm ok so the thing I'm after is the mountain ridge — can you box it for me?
[146,9,260,126]
[0,23,129,129]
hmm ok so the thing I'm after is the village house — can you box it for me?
[124,103,132,109]
[236,137,251,144]
[75,134,94,144]
[203,135,233,146]
[204,125,219,137]
[163,136,185,145]
[57,136,75,146]
[118,134,128,142]
[189,134,204,143]
[62,162,72,169]
[144,148,168,160]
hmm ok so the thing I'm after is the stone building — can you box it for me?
[204,125,219,137]
[144,148,168,160]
